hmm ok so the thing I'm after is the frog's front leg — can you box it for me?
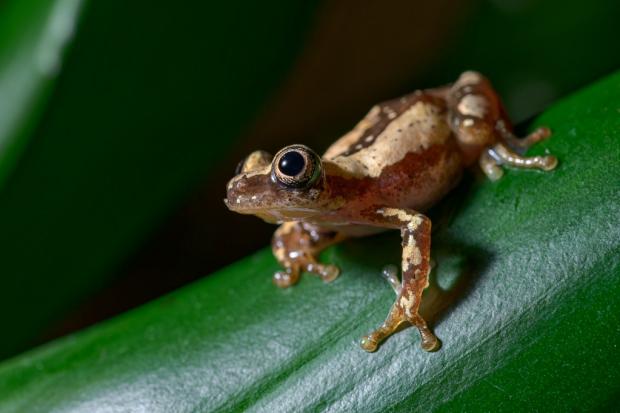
[360,208,439,353]
[271,221,344,288]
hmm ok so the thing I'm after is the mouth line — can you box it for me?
[223,198,268,214]
[223,198,249,211]
[224,198,321,217]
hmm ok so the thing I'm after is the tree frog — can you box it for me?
[225,71,557,352]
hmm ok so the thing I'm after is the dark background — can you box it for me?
[0,0,619,361]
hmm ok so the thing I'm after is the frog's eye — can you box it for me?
[272,145,322,189]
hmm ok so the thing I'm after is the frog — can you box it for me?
[224,71,557,352]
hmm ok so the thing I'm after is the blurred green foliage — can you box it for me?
[0,71,618,412]
[0,0,320,359]
[0,0,84,187]
[425,0,620,121]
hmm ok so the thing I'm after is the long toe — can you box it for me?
[540,155,558,171]
[420,333,441,352]
[360,335,378,352]
[321,264,340,283]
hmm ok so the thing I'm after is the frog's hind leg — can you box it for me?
[360,208,439,352]
[447,71,558,181]
[271,222,345,288]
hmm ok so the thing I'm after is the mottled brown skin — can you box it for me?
[225,71,558,352]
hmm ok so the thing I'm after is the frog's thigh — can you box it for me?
[271,222,343,288]
[361,208,439,352]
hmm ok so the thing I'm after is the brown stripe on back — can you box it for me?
[324,141,462,214]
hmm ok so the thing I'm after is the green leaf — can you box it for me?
[1,70,619,411]
[0,0,320,359]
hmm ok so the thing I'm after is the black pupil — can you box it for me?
[278,151,305,177]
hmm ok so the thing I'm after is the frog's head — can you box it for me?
[225,144,336,223]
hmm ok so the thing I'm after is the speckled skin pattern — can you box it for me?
[225,71,558,352]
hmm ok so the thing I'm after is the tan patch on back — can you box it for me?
[329,102,450,178]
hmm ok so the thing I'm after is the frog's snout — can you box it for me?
[224,179,245,211]
[226,149,274,211]
[224,166,273,213]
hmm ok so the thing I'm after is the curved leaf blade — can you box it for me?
[0,72,619,412]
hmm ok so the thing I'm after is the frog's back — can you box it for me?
[323,90,463,211]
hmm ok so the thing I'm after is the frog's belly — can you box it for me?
[326,224,387,238]
[375,142,464,212]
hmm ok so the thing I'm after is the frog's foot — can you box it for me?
[360,300,440,353]
[360,266,409,351]
[307,260,340,283]
[272,258,340,288]
[273,257,340,288]
[478,121,556,180]
[410,314,441,352]
[272,222,344,288]
[273,266,301,288]
[360,303,405,352]
[480,140,558,181]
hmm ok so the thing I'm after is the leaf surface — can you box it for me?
[1,71,619,412]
